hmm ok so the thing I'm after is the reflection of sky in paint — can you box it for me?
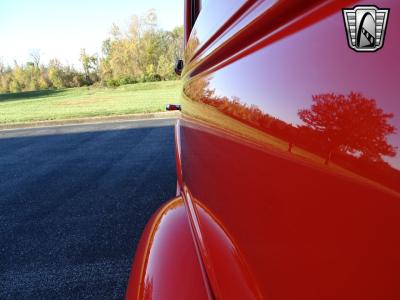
[207,12,400,169]
[192,0,245,46]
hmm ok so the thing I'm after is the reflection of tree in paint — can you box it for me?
[185,80,397,165]
[298,92,397,164]
[184,78,400,192]
[184,78,297,144]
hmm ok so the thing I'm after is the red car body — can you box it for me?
[126,0,400,299]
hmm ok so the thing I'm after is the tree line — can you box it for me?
[0,10,183,94]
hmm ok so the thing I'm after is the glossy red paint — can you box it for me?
[180,0,400,298]
[125,197,210,299]
[128,0,400,299]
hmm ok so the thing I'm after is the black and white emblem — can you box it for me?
[343,6,389,52]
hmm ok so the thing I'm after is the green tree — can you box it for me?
[80,49,98,83]
[48,59,64,89]
[99,10,183,85]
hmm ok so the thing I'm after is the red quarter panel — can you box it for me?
[179,0,400,299]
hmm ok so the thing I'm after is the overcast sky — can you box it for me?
[0,0,183,67]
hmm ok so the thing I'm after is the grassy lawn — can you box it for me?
[0,80,181,124]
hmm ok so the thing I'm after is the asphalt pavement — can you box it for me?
[0,119,177,299]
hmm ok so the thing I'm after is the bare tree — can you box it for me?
[30,49,41,68]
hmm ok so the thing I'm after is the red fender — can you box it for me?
[125,197,211,300]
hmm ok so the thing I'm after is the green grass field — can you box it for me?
[0,80,181,124]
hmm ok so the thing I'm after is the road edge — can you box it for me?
[0,111,181,131]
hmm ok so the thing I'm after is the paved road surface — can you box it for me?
[0,119,177,299]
